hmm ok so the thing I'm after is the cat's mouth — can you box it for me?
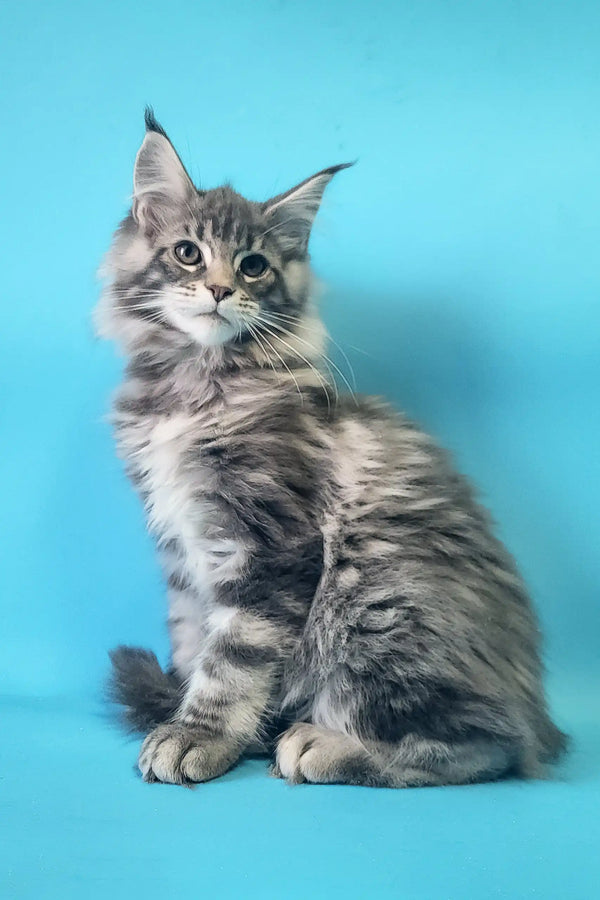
[168,305,238,346]
[193,310,227,321]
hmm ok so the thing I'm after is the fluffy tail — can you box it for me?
[108,646,183,733]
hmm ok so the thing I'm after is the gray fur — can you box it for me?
[108,646,182,732]
[99,111,566,788]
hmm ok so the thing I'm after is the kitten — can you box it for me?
[98,109,566,787]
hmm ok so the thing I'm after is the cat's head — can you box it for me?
[98,109,350,360]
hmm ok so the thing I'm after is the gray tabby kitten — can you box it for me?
[99,110,566,788]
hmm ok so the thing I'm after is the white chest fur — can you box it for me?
[120,408,246,591]
[142,412,201,542]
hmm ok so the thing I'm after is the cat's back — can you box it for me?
[329,393,476,513]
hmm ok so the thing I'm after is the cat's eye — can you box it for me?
[174,241,202,266]
[240,254,269,278]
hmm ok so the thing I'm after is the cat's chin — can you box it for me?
[170,311,238,347]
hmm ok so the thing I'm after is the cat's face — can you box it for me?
[99,111,349,356]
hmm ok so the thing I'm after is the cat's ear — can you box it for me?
[132,108,196,237]
[262,163,353,254]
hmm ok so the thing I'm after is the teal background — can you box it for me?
[1,1,598,897]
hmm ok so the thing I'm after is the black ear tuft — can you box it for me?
[144,106,168,138]
[319,162,356,177]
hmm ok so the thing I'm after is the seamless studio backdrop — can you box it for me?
[1,1,598,898]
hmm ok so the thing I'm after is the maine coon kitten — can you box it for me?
[99,109,566,788]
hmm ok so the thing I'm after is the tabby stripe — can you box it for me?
[217,641,280,669]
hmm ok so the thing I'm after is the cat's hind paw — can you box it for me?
[274,722,375,786]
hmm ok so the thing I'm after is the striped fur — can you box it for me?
[99,111,566,787]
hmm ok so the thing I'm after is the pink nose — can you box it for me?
[207,284,233,303]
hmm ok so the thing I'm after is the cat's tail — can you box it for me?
[107,646,183,733]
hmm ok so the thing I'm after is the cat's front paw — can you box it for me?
[138,723,237,785]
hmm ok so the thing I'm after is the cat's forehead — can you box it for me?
[192,186,264,248]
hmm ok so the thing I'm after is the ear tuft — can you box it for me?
[144,106,168,138]
[262,162,353,254]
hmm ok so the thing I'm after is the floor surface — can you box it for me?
[1,689,597,899]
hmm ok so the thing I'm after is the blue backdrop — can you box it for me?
[1,1,598,898]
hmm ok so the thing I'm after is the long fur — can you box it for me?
[99,112,566,787]
[108,647,183,733]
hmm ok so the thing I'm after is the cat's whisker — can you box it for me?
[245,321,278,378]
[108,288,165,297]
[258,314,357,406]
[249,321,304,406]
[111,296,161,309]
[258,313,340,406]
[253,319,333,414]
[110,304,162,311]
[264,310,358,392]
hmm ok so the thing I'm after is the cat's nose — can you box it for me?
[207,284,233,303]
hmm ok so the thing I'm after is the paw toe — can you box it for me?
[275,723,370,786]
[275,723,322,783]
[139,724,192,784]
[138,723,239,785]
[180,745,209,782]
